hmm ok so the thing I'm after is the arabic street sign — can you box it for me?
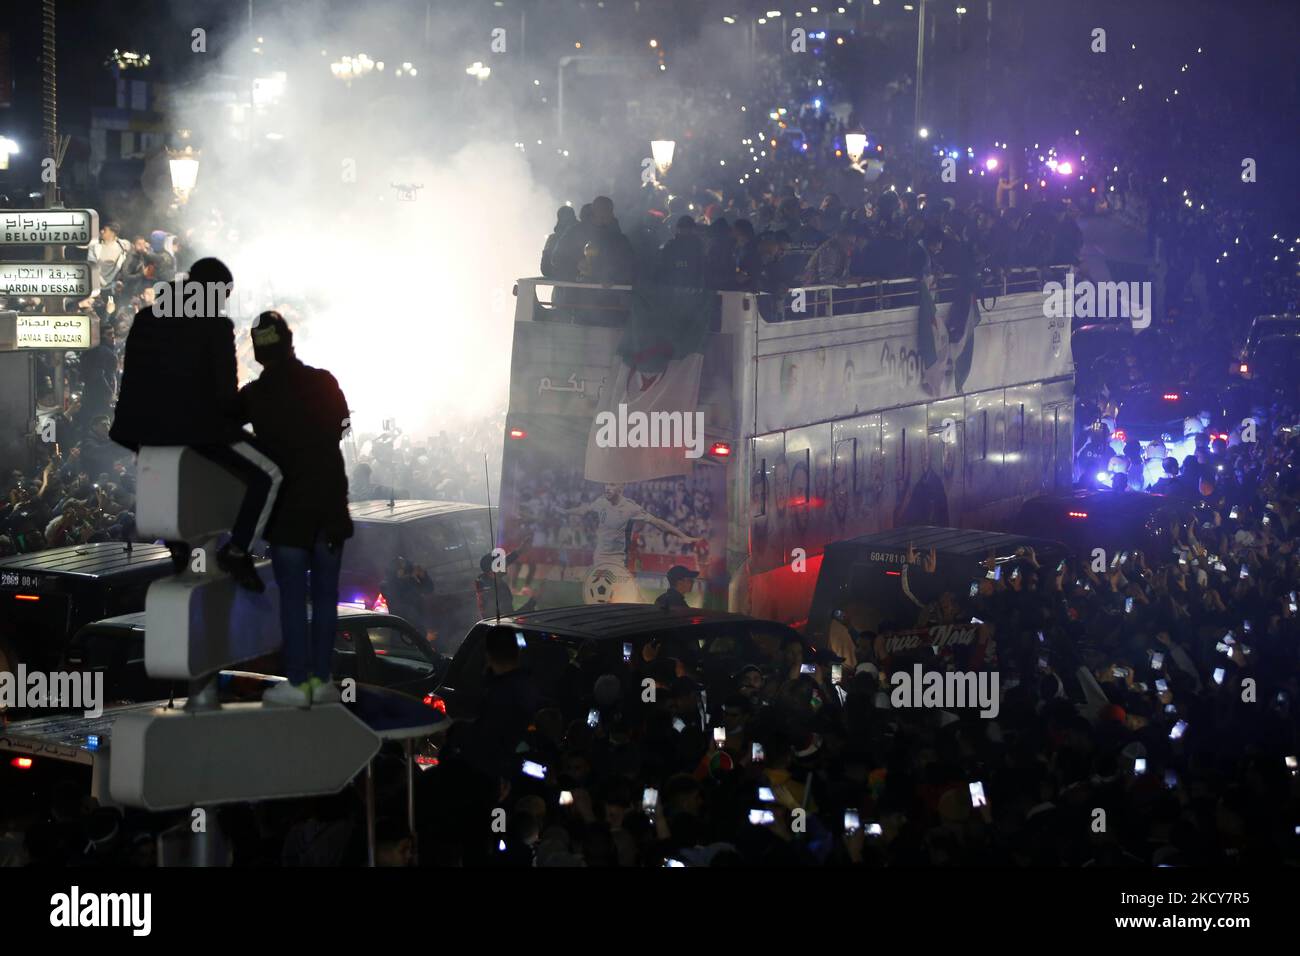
[0,311,98,351]
[109,702,382,810]
[0,261,91,296]
[0,209,99,245]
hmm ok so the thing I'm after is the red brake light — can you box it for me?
[10,757,33,770]
[13,594,39,602]
[1161,393,1180,401]
[710,442,732,457]
[423,694,447,714]
[509,428,527,440]
[1067,511,1088,519]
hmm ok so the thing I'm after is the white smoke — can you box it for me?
[173,5,557,438]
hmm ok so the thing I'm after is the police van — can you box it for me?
[343,499,497,651]
[0,541,174,676]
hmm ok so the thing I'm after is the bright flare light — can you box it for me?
[650,139,676,174]
[845,132,867,161]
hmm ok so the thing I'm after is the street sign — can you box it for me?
[0,311,98,351]
[0,261,91,296]
[108,702,382,810]
[0,208,99,245]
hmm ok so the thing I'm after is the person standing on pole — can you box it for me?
[238,311,354,707]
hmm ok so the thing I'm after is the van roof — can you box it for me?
[0,541,173,579]
[348,499,488,523]
[483,603,789,641]
[829,525,1062,559]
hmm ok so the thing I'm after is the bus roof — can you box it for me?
[0,541,172,580]
[348,499,488,523]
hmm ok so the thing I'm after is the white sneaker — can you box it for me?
[263,679,312,708]
[311,677,342,705]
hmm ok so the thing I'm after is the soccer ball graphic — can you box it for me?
[583,564,639,604]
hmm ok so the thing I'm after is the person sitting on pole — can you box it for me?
[238,311,354,707]
[110,257,281,591]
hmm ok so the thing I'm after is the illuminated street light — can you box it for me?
[845,131,867,162]
[651,139,676,175]
[0,136,17,171]
[168,132,200,205]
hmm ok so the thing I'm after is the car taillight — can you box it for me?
[710,442,732,457]
[423,694,447,714]
[1067,511,1088,519]
[13,594,39,602]
[1161,393,1180,401]
[509,428,527,440]
[9,757,33,770]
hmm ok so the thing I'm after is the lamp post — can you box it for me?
[168,132,200,206]
[845,131,867,163]
[651,139,676,178]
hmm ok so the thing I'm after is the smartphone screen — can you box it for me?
[515,631,527,649]
[664,858,685,867]
[758,786,776,802]
[1240,564,1249,579]
[751,742,765,763]
[843,810,861,834]
[642,787,658,812]
[800,663,816,675]
[1151,652,1164,670]
[713,726,726,744]
[522,760,547,780]
[993,565,1002,582]
[1155,678,1168,693]
[1112,666,1127,679]
[1133,758,1146,775]
[1213,668,1225,685]
[749,808,775,826]
[1163,769,1178,789]
[968,781,987,808]
[622,642,633,662]
[1037,631,1045,643]
[865,823,883,837]
[587,708,600,728]
[969,582,979,598]
[672,717,686,733]
[832,664,843,683]
[1169,720,1188,740]
[1285,756,1297,775]
[559,790,574,806]
[1125,597,1133,614]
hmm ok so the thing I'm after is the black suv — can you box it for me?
[432,604,809,721]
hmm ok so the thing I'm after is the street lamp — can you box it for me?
[168,132,200,205]
[845,131,867,162]
[0,137,18,171]
[651,139,676,176]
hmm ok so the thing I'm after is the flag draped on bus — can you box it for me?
[917,277,982,397]
[584,285,711,483]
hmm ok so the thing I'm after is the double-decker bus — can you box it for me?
[496,267,1074,625]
